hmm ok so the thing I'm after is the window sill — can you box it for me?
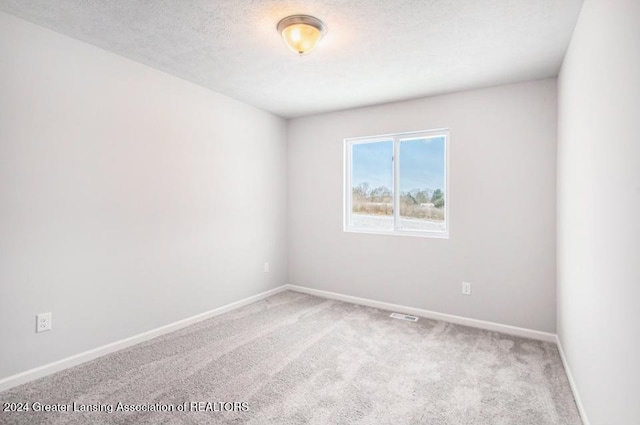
[343,227,449,239]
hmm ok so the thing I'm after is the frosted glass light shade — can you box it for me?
[277,15,326,56]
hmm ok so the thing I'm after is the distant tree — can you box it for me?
[353,183,371,199]
[404,192,418,205]
[431,189,444,208]
[371,186,392,202]
[414,189,431,204]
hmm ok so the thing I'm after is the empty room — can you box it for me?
[0,1,638,424]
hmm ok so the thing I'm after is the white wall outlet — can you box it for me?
[263,262,270,273]
[36,312,52,333]
[462,281,472,296]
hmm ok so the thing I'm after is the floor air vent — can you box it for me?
[390,313,419,322]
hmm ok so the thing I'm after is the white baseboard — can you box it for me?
[0,284,565,399]
[0,285,288,392]
[285,284,556,342]
[556,336,591,425]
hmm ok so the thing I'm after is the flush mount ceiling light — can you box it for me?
[277,15,327,56]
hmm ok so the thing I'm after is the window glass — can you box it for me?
[350,141,393,231]
[399,136,446,232]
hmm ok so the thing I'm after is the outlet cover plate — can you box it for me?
[36,312,52,333]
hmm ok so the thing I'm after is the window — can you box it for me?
[344,129,449,238]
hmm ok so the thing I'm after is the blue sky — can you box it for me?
[351,137,445,192]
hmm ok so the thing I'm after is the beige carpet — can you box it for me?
[0,291,582,424]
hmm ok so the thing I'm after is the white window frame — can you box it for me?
[343,129,450,239]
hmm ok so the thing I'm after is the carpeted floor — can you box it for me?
[0,291,582,424]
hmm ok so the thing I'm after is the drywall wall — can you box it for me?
[0,11,288,380]
[288,79,557,332]
[557,1,640,424]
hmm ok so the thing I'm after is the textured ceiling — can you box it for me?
[0,0,583,118]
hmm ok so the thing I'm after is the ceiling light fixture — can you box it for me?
[277,15,326,56]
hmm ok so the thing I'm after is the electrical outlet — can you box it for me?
[36,312,52,333]
[263,262,270,273]
[462,281,472,296]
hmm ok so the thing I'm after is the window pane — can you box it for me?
[399,136,446,232]
[351,141,393,230]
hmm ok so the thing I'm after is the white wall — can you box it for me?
[288,79,558,332]
[557,1,640,424]
[0,12,288,380]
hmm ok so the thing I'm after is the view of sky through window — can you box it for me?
[399,137,445,193]
[351,140,393,190]
[351,137,445,193]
